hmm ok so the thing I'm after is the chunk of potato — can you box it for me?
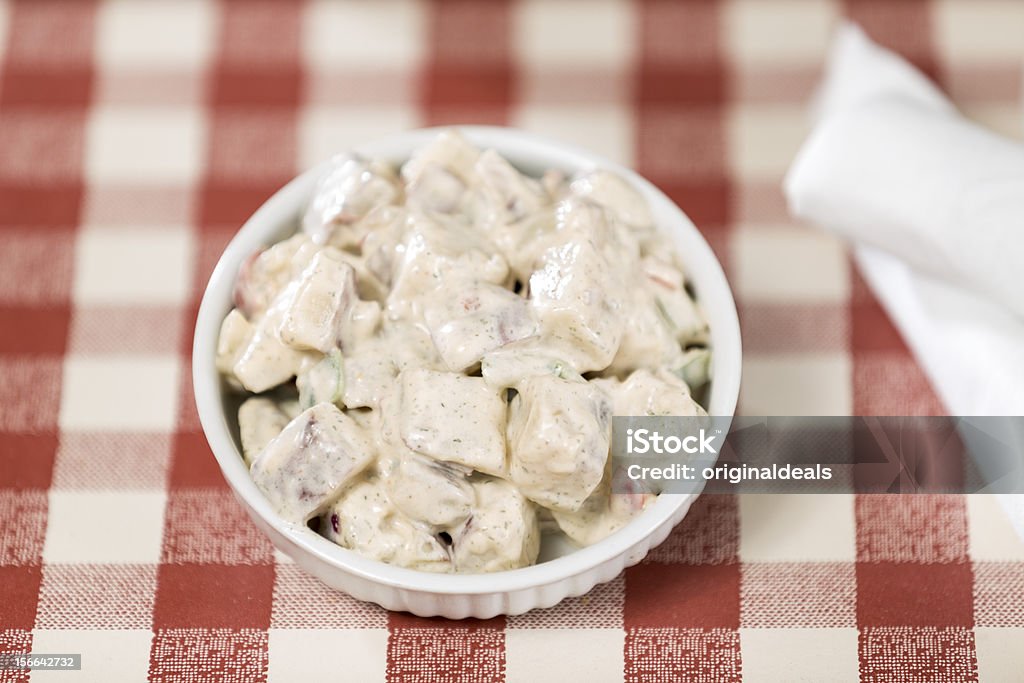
[529,221,626,373]
[322,478,453,573]
[399,369,507,477]
[424,277,538,372]
[250,403,376,523]
[506,374,611,511]
[237,397,291,467]
[452,478,540,573]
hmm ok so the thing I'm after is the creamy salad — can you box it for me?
[217,131,711,573]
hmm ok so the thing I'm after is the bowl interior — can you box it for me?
[194,126,742,593]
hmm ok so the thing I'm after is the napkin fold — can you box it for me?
[785,23,1024,416]
[785,23,1024,536]
[787,24,1024,320]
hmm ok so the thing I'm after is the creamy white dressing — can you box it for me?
[219,131,710,573]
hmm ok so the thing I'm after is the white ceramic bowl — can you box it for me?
[194,126,742,618]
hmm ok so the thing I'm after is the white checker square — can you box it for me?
[74,228,192,306]
[303,0,426,69]
[739,494,856,562]
[59,355,180,432]
[86,106,205,184]
[43,491,166,564]
[506,629,624,683]
[975,627,1024,682]
[740,353,852,416]
[967,495,1024,561]
[95,0,216,69]
[268,629,387,683]
[732,225,850,303]
[936,0,1024,63]
[29,630,154,682]
[512,104,633,167]
[298,106,419,169]
[516,0,635,68]
[728,104,811,180]
[725,0,838,66]
[739,627,859,683]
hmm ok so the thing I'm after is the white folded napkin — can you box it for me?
[785,23,1024,536]
[786,23,1024,320]
[785,22,1024,416]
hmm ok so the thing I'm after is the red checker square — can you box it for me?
[0,628,33,677]
[0,111,86,183]
[207,111,297,183]
[854,352,946,417]
[211,67,303,108]
[169,431,227,489]
[431,0,511,64]
[851,297,908,353]
[0,306,70,355]
[153,564,274,630]
[636,109,727,181]
[193,229,234,298]
[0,357,63,431]
[35,564,157,630]
[972,561,1024,628]
[625,627,741,683]
[741,562,856,628]
[0,183,84,228]
[702,227,732,278]
[0,230,75,305]
[4,0,96,68]
[220,0,301,66]
[625,562,740,629]
[177,302,201,356]
[175,368,201,433]
[846,1,937,72]
[161,489,273,565]
[387,625,505,683]
[425,64,515,108]
[149,628,268,683]
[653,179,731,228]
[859,626,978,683]
[638,0,720,65]
[198,182,283,229]
[0,567,42,630]
[856,495,968,563]
[857,562,974,628]
[644,495,738,565]
[638,64,726,106]
[0,491,49,566]
[0,433,57,489]
[0,68,92,107]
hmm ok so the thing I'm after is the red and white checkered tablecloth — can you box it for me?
[2,0,1023,680]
